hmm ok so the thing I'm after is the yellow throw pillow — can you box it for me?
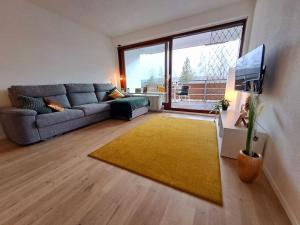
[108,88,125,99]
[43,97,64,112]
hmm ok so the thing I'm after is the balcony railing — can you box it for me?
[172,79,227,102]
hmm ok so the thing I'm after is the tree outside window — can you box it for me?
[179,57,194,83]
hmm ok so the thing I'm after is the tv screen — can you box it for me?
[235,44,265,93]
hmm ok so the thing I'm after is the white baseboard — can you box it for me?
[263,167,299,225]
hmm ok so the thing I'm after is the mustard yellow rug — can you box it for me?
[89,116,222,205]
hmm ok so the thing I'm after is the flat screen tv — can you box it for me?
[235,44,265,93]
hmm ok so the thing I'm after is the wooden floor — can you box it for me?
[0,112,291,225]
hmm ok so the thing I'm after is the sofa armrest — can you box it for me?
[0,107,37,116]
[0,107,40,145]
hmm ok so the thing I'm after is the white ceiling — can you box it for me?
[28,0,247,37]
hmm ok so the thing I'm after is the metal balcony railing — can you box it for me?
[172,78,227,101]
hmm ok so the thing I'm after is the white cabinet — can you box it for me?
[218,110,267,159]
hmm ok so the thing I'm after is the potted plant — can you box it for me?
[210,98,230,115]
[220,98,230,111]
[237,85,263,183]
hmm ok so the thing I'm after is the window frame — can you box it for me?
[117,19,247,113]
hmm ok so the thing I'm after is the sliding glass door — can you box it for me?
[118,20,246,113]
[171,25,244,111]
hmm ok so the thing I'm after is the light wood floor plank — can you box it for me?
[0,112,291,225]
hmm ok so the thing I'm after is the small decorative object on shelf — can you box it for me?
[235,96,250,127]
[237,82,264,183]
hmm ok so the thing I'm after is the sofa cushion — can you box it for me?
[107,88,125,99]
[95,92,108,102]
[36,109,84,128]
[68,93,98,106]
[9,84,67,107]
[73,103,110,116]
[94,83,114,92]
[45,95,71,108]
[65,83,98,106]
[65,83,95,93]
[44,97,65,112]
[18,95,52,114]
[94,83,114,102]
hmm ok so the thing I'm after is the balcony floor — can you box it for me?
[171,100,216,111]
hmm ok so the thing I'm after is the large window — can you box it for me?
[118,20,246,112]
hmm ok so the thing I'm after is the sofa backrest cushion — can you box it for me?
[65,83,98,106]
[9,84,71,108]
[94,83,115,102]
[45,95,71,108]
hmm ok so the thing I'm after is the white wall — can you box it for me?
[0,0,118,139]
[113,0,256,54]
[249,0,300,224]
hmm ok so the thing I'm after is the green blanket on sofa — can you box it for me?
[110,96,149,119]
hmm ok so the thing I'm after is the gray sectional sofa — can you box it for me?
[0,83,148,145]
